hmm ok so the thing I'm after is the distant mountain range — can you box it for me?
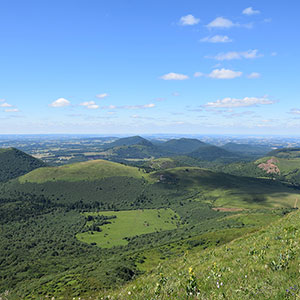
[102,136,243,162]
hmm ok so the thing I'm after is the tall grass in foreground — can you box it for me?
[97,209,300,299]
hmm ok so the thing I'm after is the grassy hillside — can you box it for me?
[152,167,299,208]
[0,148,46,182]
[18,159,149,183]
[2,160,298,210]
[138,156,202,171]
[99,208,300,299]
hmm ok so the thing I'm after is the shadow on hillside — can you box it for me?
[153,169,298,205]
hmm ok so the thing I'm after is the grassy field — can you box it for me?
[77,209,180,248]
[18,159,151,183]
[98,208,300,299]
[153,167,299,209]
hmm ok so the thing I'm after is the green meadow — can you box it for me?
[77,208,180,248]
[18,159,151,183]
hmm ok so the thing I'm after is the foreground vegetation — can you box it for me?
[98,208,300,299]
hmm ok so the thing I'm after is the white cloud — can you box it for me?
[96,93,108,99]
[179,14,200,26]
[0,99,4,102]
[205,96,274,108]
[102,103,155,110]
[123,103,155,109]
[289,108,300,115]
[248,72,261,79]
[207,17,236,29]
[200,35,232,43]
[242,7,260,15]
[271,52,277,56]
[211,49,262,61]
[194,72,204,77]
[172,92,180,97]
[143,103,155,108]
[80,101,99,109]
[5,108,19,112]
[0,102,13,107]
[160,72,189,80]
[208,68,242,79]
[50,98,71,107]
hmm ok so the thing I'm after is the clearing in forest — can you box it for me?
[77,208,180,248]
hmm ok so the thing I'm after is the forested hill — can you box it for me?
[157,138,206,154]
[0,147,46,182]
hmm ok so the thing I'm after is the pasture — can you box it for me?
[77,208,180,248]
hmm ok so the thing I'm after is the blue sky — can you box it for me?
[0,0,299,134]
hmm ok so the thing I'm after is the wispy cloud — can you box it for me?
[194,72,204,77]
[242,7,260,15]
[208,68,242,79]
[130,115,156,120]
[0,102,13,107]
[200,35,232,43]
[160,72,189,80]
[289,108,300,115]
[179,14,200,26]
[247,72,261,79]
[209,49,262,61]
[80,101,99,109]
[102,103,155,110]
[96,93,108,99]
[205,96,275,108]
[5,108,19,112]
[49,98,71,107]
[207,17,236,29]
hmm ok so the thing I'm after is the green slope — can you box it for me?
[151,167,299,208]
[18,159,149,183]
[4,160,298,210]
[0,147,46,182]
[99,209,300,299]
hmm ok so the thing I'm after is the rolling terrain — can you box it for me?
[0,145,299,299]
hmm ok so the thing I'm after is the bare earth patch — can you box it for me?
[257,157,280,174]
[212,207,245,212]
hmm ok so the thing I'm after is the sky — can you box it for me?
[0,0,300,135]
